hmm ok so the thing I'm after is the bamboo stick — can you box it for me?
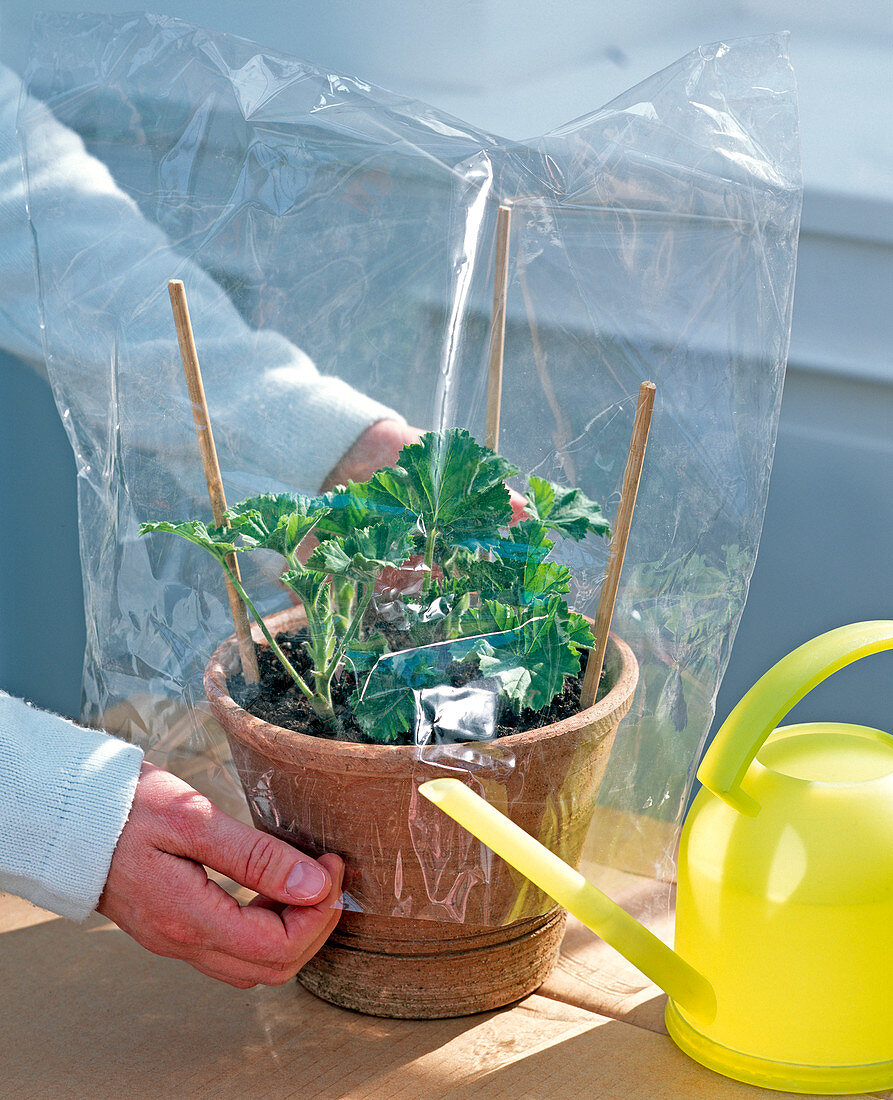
[580,381,656,708]
[485,204,512,452]
[168,279,260,684]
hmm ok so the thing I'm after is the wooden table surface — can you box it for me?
[2,868,890,1100]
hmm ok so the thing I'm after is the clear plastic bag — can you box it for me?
[19,14,801,924]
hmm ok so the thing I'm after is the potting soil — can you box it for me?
[228,629,602,745]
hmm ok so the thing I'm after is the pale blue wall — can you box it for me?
[0,352,84,714]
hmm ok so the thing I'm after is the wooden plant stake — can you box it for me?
[580,381,656,708]
[485,204,512,452]
[168,279,260,685]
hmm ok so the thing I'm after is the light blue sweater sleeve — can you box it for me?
[1,63,403,495]
[0,692,143,921]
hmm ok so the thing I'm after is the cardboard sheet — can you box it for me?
[2,882,889,1098]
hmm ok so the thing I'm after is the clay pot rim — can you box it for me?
[204,604,638,770]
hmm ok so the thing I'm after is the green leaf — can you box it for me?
[457,598,591,713]
[280,567,331,618]
[460,555,571,606]
[226,493,325,559]
[525,475,610,541]
[352,683,418,745]
[306,516,419,583]
[139,520,251,567]
[351,647,443,744]
[448,520,567,608]
[344,633,391,675]
[562,608,596,654]
[364,429,518,558]
[496,519,553,561]
[315,484,392,538]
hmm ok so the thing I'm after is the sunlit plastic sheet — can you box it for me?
[20,14,801,923]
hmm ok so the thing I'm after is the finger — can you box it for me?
[279,853,345,970]
[182,854,344,970]
[247,893,284,913]
[184,950,296,989]
[185,934,342,988]
[168,799,332,906]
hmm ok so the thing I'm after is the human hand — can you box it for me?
[279,419,424,572]
[320,418,423,491]
[97,762,344,988]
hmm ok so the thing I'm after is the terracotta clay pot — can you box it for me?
[205,606,638,1018]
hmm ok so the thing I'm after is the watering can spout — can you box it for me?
[418,778,716,1024]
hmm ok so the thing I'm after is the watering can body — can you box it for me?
[671,721,893,1092]
[420,622,893,1095]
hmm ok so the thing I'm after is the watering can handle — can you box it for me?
[698,620,893,816]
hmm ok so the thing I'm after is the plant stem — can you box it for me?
[424,524,437,571]
[221,561,317,704]
[331,582,377,670]
[300,603,338,717]
[318,581,377,700]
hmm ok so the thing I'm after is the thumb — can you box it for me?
[178,803,333,905]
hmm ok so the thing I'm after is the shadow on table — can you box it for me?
[440,1017,812,1100]
[0,907,587,1098]
[3,904,888,1099]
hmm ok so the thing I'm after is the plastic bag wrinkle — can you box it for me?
[21,15,801,924]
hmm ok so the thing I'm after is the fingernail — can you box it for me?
[285,860,328,901]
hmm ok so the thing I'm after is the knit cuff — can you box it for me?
[0,694,143,921]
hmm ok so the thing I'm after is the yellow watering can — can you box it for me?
[420,621,893,1095]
